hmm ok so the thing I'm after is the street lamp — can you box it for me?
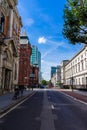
[71,63,74,91]
[71,77,73,91]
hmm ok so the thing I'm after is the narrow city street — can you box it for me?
[0,89,87,130]
[0,0,87,129]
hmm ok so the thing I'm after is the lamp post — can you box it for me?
[33,63,38,85]
[71,77,73,91]
[71,63,74,92]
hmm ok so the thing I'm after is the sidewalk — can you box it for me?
[0,89,35,115]
[60,89,87,103]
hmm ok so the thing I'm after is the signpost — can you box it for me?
[30,74,35,78]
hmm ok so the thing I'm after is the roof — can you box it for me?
[20,31,30,45]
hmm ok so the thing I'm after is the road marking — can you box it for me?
[51,105,54,110]
[0,92,36,119]
[59,91,87,106]
[40,91,55,130]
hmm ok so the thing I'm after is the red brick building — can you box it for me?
[30,65,39,87]
[18,32,32,88]
[18,31,39,88]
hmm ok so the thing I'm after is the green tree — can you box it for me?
[56,81,61,88]
[41,80,48,85]
[63,0,87,44]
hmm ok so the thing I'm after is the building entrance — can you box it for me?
[2,68,11,92]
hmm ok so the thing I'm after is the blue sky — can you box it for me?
[18,0,83,80]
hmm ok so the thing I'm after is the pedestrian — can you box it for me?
[19,85,24,97]
[13,85,19,100]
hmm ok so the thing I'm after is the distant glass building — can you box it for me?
[30,45,41,83]
[31,46,38,65]
[38,51,41,70]
[51,67,57,78]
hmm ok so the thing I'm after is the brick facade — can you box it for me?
[18,34,32,88]
[30,65,39,87]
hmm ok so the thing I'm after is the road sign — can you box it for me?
[30,74,35,78]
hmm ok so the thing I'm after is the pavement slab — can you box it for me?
[0,90,35,115]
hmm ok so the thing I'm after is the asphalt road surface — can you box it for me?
[0,89,87,130]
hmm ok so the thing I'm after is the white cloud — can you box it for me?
[38,37,47,44]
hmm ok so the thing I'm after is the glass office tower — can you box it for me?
[30,45,41,83]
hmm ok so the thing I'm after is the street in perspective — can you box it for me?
[0,88,87,130]
[0,0,87,130]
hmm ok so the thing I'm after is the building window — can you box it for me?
[85,50,87,57]
[78,63,80,72]
[78,58,79,62]
[76,64,77,73]
[79,78,80,85]
[81,55,83,59]
[86,61,87,69]
[14,20,16,30]
[82,77,84,85]
[81,61,84,71]
[0,12,5,33]
[14,64,17,80]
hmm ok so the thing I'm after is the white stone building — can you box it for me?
[51,73,56,87]
[51,66,61,87]
[61,60,69,87]
[64,46,87,89]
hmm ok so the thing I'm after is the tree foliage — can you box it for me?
[41,80,48,85]
[63,0,87,44]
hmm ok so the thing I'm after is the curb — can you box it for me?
[59,91,87,105]
[0,91,36,116]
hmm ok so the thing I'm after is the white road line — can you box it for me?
[0,92,36,119]
[59,91,87,106]
[40,91,55,130]
[51,105,54,110]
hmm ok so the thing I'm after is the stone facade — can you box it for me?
[0,0,22,93]
[64,46,87,89]
[61,60,69,87]
[51,66,61,87]
[51,73,56,87]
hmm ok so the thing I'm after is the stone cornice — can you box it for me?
[6,0,18,8]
